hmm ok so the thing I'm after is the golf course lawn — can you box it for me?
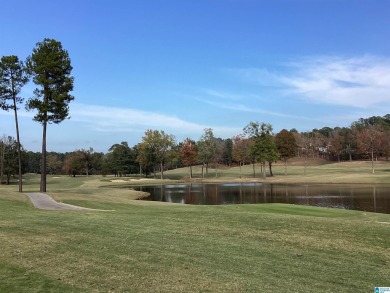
[0,161,389,292]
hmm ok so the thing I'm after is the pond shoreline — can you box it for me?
[132,182,390,214]
[104,176,390,187]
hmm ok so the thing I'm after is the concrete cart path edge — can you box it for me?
[25,192,111,211]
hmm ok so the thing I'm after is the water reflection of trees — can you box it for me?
[138,184,390,214]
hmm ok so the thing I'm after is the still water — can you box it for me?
[135,183,390,214]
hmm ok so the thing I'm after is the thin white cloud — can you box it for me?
[230,55,390,109]
[201,89,244,101]
[68,103,240,139]
[226,68,285,88]
[281,55,390,108]
[197,87,320,121]
[198,98,322,122]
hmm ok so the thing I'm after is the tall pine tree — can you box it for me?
[26,38,74,192]
[0,55,29,191]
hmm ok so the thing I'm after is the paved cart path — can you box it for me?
[26,193,100,211]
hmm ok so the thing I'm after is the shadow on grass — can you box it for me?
[0,263,82,292]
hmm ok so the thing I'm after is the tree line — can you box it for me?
[1,114,389,184]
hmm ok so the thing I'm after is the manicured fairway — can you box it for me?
[0,167,389,292]
[165,159,390,184]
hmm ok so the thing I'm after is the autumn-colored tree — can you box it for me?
[138,130,176,179]
[328,130,344,162]
[136,142,154,177]
[75,148,99,176]
[310,130,328,159]
[46,154,63,175]
[292,131,304,158]
[342,127,357,161]
[275,129,296,175]
[295,132,312,175]
[232,135,252,178]
[356,125,382,174]
[180,138,197,178]
[379,130,390,160]
[213,138,228,178]
[63,153,84,177]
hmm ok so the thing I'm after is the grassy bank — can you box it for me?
[164,159,390,184]
[0,163,389,292]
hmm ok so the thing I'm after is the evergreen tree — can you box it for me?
[26,38,74,192]
[0,55,29,191]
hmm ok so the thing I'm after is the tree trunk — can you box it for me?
[215,162,218,178]
[371,147,375,174]
[40,120,47,192]
[268,161,273,177]
[13,97,23,192]
[0,142,4,184]
[201,163,204,178]
[160,161,163,179]
[284,160,287,176]
[304,154,307,176]
[239,162,242,179]
[189,165,192,179]
[252,162,256,178]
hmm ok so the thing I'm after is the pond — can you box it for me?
[135,183,390,214]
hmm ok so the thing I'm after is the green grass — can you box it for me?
[164,159,390,184]
[0,166,390,292]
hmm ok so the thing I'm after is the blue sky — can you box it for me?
[1,0,390,152]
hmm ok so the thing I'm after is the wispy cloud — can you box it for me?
[226,68,285,88]
[201,89,244,101]
[230,55,390,109]
[198,86,319,122]
[198,98,321,122]
[282,55,390,108]
[68,103,240,138]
